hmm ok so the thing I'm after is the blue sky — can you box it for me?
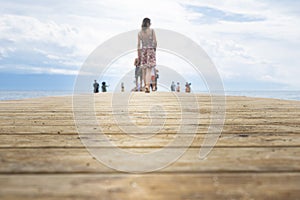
[0,0,299,91]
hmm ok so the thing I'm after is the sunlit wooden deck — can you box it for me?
[0,92,299,199]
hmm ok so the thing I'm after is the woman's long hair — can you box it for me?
[141,18,151,31]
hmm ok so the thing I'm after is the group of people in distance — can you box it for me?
[94,18,158,94]
[93,80,108,93]
[93,18,191,94]
[170,81,191,93]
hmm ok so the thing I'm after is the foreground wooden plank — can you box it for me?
[1,124,300,134]
[0,117,300,126]
[0,133,299,148]
[0,173,299,200]
[0,147,299,173]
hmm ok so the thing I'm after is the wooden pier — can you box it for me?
[0,92,299,199]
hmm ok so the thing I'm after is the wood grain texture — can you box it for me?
[0,173,299,200]
[0,133,299,148]
[0,92,299,199]
[1,147,300,173]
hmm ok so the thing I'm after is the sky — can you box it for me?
[0,0,299,91]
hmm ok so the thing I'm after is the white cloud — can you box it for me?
[0,0,299,89]
[15,65,79,75]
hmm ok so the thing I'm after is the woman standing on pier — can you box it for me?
[137,18,157,93]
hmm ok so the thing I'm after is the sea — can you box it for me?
[0,90,300,101]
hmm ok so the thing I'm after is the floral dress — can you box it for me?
[138,29,157,68]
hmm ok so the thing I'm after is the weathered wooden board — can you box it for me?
[0,93,299,199]
[1,124,300,134]
[0,173,299,200]
[0,117,299,126]
[0,133,299,148]
[0,147,299,173]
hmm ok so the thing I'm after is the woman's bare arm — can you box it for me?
[153,29,157,50]
[137,33,141,57]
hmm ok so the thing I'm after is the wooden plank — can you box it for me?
[0,133,299,148]
[0,125,297,135]
[0,96,299,110]
[1,124,300,134]
[0,117,299,126]
[0,173,299,200]
[0,111,299,119]
[0,147,299,173]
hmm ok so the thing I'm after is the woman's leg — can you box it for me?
[139,76,143,91]
[142,67,146,87]
[145,67,152,92]
[135,77,138,91]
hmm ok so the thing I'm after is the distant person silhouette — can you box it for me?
[185,82,191,93]
[170,81,176,92]
[101,82,108,92]
[176,82,180,92]
[93,80,99,93]
[121,82,125,92]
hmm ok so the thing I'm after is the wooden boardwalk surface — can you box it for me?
[0,92,299,199]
